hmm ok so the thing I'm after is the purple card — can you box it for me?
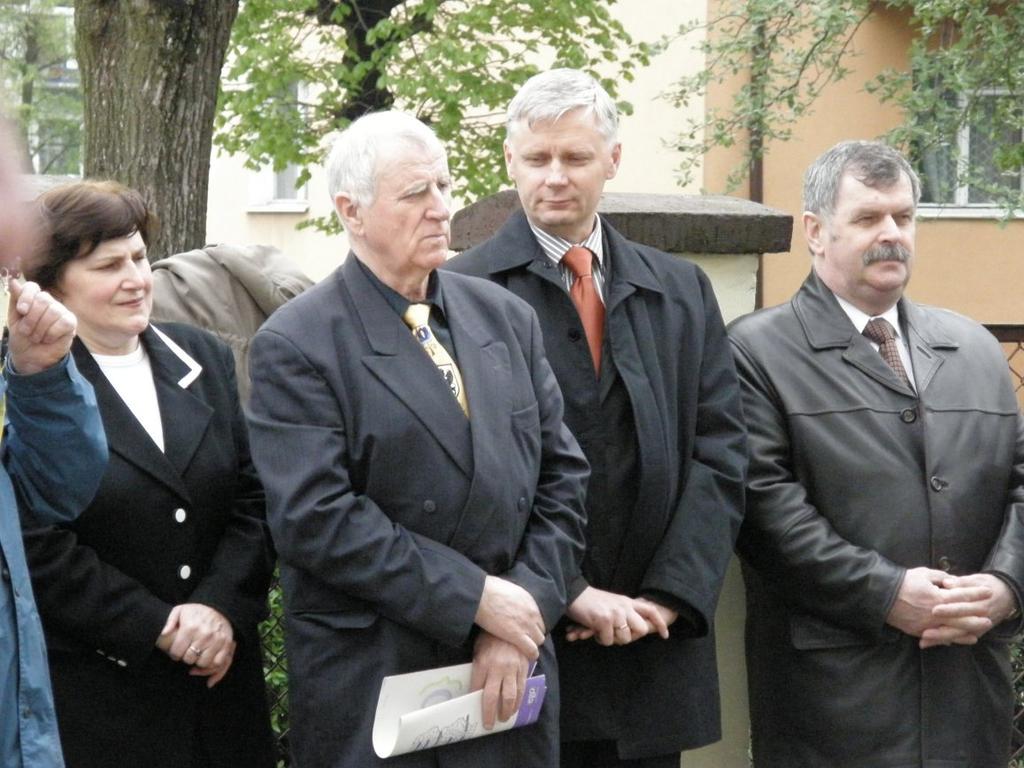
[513,674,547,728]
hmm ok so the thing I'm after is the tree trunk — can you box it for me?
[17,13,41,172]
[75,0,239,260]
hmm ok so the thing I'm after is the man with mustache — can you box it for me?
[729,140,1024,767]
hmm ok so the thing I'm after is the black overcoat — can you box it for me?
[446,210,747,758]
[246,257,589,768]
[22,323,275,768]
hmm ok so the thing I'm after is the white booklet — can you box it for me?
[372,661,547,758]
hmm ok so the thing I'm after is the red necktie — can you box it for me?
[562,246,604,375]
[863,318,911,387]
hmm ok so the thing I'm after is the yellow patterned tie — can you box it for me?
[402,303,469,417]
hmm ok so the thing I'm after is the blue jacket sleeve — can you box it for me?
[3,354,108,523]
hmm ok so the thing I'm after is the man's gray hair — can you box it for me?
[506,68,618,143]
[803,140,921,218]
[326,110,444,209]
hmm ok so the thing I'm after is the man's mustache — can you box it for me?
[863,243,911,265]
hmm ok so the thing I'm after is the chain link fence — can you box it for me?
[260,578,290,767]
[993,327,1024,765]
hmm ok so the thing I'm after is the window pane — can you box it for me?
[968,96,1022,204]
[918,141,957,204]
[274,164,299,200]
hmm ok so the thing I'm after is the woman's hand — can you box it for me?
[187,640,237,688]
[157,603,236,687]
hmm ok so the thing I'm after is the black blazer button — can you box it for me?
[929,476,946,491]
[900,408,917,423]
[423,500,437,513]
[518,497,527,510]
[568,328,582,342]
[937,555,953,571]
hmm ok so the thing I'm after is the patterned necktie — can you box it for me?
[562,245,605,375]
[402,303,469,417]
[863,317,911,387]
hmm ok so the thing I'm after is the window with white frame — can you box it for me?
[247,161,308,213]
[246,81,309,213]
[917,90,1023,213]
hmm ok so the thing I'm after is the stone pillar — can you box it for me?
[452,191,792,768]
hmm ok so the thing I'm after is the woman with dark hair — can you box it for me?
[19,180,276,768]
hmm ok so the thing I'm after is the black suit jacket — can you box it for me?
[22,323,275,768]
[247,255,589,768]
[446,210,747,757]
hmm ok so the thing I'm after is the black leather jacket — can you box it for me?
[729,270,1024,768]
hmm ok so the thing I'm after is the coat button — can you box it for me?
[568,328,582,342]
[929,476,946,491]
[900,408,917,423]
[518,497,527,510]
[173,508,187,523]
[178,564,192,580]
[0,566,9,582]
[422,500,436,513]
[937,555,953,571]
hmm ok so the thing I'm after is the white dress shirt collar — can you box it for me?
[834,295,901,338]
[527,215,605,267]
[834,294,916,389]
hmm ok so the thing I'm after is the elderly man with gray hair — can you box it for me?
[447,68,747,767]
[246,110,589,767]
[730,140,1024,767]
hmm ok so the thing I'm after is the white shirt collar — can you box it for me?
[834,294,902,338]
[527,215,605,267]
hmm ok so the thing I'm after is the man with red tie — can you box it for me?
[447,69,747,768]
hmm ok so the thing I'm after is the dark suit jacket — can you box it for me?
[246,255,589,768]
[22,323,275,768]
[446,210,747,757]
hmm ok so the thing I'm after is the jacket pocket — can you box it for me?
[789,611,898,650]
[510,400,540,431]
[290,607,378,631]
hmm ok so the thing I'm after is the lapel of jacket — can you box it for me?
[145,325,214,479]
[442,273,515,551]
[794,270,916,398]
[597,223,675,582]
[477,209,571,293]
[72,327,211,502]
[600,221,663,315]
[345,256,473,476]
[900,298,957,393]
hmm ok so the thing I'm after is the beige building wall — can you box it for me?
[704,5,1024,322]
[205,150,345,282]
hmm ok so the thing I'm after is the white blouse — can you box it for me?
[92,344,165,452]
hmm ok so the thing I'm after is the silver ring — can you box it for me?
[616,623,629,631]
[188,645,203,656]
